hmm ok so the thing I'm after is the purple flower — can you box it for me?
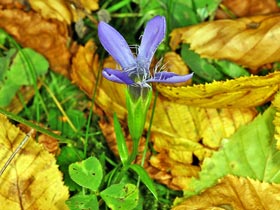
[98,16,193,87]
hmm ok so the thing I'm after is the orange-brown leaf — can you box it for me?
[0,8,70,76]
[173,175,280,210]
[216,0,279,18]
[170,14,280,69]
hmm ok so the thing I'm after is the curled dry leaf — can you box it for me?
[0,114,69,209]
[157,72,280,108]
[216,0,279,18]
[71,41,258,189]
[170,14,280,69]
[173,175,280,210]
[29,0,99,24]
[38,133,61,155]
[0,8,70,76]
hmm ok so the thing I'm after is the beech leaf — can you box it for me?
[29,0,99,24]
[184,107,280,198]
[170,14,280,69]
[157,72,280,108]
[272,92,280,149]
[173,175,280,210]
[0,114,69,209]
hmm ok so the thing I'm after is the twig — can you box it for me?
[0,129,34,177]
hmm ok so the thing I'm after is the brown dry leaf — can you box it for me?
[0,114,69,209]
[0,0,25,9]
[29,0,99,24]
[216,0,279,18]
[0,8,70,76]
[170,14,280,69]
[38,133,61,155]
[172,175,280,210]
[71,41,258,189]
[157,72,280,108]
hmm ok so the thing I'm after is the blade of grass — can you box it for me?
[83,51,104,157]
[7,32,47,122]
[0,108,73,144]
[42,82,78,133]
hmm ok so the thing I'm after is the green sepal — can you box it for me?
[126,86,152,142]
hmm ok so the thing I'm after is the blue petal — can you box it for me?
[98,22,136,69]
[137,16,166,65]
[102,68,134,85]
[146,72,193,83]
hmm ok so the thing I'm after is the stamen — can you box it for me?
[129,44,139,56]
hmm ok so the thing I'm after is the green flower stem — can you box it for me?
[140,90,158,167]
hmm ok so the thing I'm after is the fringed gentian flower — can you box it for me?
[98,16,193,89]
[98,16,193,152]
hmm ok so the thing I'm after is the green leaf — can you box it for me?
[0,48,49,106]
[129,164,158,200]
[194,0,221,21]
[181,44,224,82]
[113,113,129,166]
[100,183,139,210]
[66,194,98,210]
[69,156,103,191]
[0,48,17,80]
[135,0,198,33]
[7,48,48,85]
[214,60,250,78]
[0,29,9,45]
[184,107,280,198]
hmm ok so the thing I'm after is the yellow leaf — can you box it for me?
[29,0,72,24]
[0,114,69,209]
[173,175,280,210]
[29,0,99,24]
[170,14,280,68]
[149,100,257,189]
[272,92,280,149]
[157,72,280,108]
